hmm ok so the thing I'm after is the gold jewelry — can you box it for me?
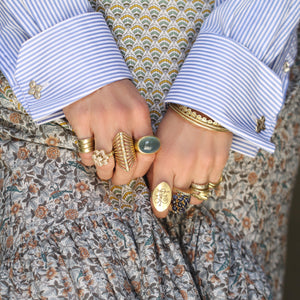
[113,132,136,172]
[78,137,95,153]
[208,176,223,190]
[169,103,229,133]
[190,182,209,191]
[134,136,161,154]
[152,182,172,212]
[92,150,114,167]
[191,190,210,201]
[190,182,210,201]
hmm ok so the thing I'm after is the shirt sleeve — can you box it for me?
[0,0,132,124]
[165,0,300,157]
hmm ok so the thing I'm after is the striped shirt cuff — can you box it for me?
[11,12,132,123]
[165,33,284,157]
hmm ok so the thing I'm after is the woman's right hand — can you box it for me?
[63,79,155,185]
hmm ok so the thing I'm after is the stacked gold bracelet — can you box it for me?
[169,103,230,133]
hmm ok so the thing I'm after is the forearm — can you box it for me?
[0,0,132,123]
[165,0,300,156]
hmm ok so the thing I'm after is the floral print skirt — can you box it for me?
[0,1,300,299]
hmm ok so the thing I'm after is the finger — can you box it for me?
[132,110,156,179]
[208,153,228,184]
[148,161,174,218]
[190,195,205,205]
[133,152,156,178]
[132,135,158,179]
[208,169,223,186]
[111,160,137,185]
[95,155,115,181]
[94,150,115,181]
[77,133,94,166]
[171,177,192,214]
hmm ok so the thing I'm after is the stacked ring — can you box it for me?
[78,137,95,153]
[113,132,136,172]
[92,150,114,167]
[171,188,191,214]
[208,176,223,190]
[190,182,210,201]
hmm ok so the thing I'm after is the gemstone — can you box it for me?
[171,191,190,214]
[135,136,160,154]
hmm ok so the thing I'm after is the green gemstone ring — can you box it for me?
[135,136,161,154]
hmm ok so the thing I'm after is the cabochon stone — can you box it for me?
[137,136,160,154]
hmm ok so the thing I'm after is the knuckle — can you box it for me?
[214,153,229,169]
[133,100,150,119]
[199,156,214,173]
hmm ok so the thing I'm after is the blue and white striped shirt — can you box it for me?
[0,0,299,157]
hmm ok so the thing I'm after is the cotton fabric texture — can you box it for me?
[0,1,300,299]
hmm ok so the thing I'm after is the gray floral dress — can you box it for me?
[0,1,299,299]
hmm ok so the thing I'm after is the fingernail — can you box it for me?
[152,182,172,212]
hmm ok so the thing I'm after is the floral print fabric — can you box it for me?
[0,1,300,299]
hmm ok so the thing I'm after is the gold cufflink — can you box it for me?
[28,80,43,99]
[255,116,266,133]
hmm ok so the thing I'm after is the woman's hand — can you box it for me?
[63,79,155,185]
[147,108,233,218]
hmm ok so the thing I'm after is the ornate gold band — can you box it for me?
[113,132,136,172]
[169,103,230,133]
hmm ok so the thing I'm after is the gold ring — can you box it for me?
[92,150,114,167]
[190,182,209,191]
[78,137,95,153]
[208,176,223,189]
[113,132,136,172]
[190,182,210,202]
[190,189,210,201]
[152,182,172,212]
[134,136,161,154]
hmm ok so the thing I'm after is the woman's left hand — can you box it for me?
[147,108,233,218]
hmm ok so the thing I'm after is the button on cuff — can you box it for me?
[283,61,290,73]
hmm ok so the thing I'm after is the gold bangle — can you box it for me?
[169,103,230,133]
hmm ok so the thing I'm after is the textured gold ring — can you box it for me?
[190,189,210,201]
[190,182,210,202]
[92,150,114,167]
[208,176,223,190]
[113,132,136,172]
[78,137,95,153]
